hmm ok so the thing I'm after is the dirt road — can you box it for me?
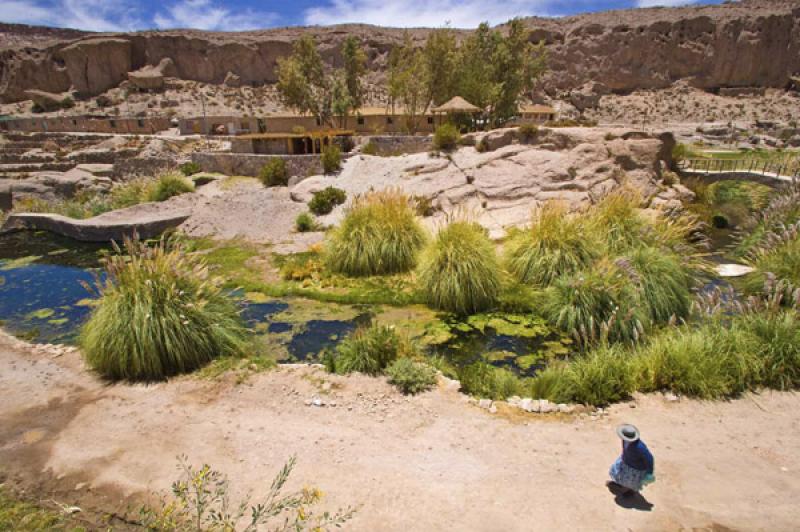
[1,331,798,531]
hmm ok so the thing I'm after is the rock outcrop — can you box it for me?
[128,58,177,91]
[24,89,70,111]
[0,0,797,102]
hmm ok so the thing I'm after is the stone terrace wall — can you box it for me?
[112,156,178,180]
[362,135,432,155]
[192,152,331,179]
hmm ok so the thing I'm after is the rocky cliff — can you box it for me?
[0,0,798,103]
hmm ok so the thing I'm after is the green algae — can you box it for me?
[25,308,55,320]
[0,255,42,271]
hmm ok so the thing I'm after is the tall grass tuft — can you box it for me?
[505,202,600,287]
[590,186,646,252]
[744,223,800,290]
[739,310,800,390]
[148,172,195,202]
[553,345,636,406]
[624,246,695,323]
[80,237,246,381]
[330,324,405,376]
[325,189,426,276]
[418,219,501,315]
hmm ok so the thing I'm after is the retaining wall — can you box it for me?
[191,152,331,178]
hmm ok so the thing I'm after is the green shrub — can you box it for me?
[321,144,342,174]
[361,141,378,155]
[295,212,319,232]
[148,173,195,202]
[433,123,460,151]
[259,158,289,187]
[625,246,694,323]
[331,324,403,376]
[517,124,538,142]
[179,162,202,176]
[386,358,438,394]
[553,345,636,405]
[457,362,523,400]
[744,225,800,289]
[418,220,501,315]
[60,96,75,109]
[740,310,800,390]
[505,202,600,287]
[309,187,347,215]
[325,190,425,276]
[80,237,247,381]
[589,187,647,252]
[111,178,156,209]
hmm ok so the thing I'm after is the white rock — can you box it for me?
[478,399,493,410]
[539,399,557,414]
[557,403,574,414]
[488,406,498,414]
[664,392,680,402]
[716,263,756,277]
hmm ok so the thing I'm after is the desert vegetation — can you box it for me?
[308,186,347,215]
[80,236,246,381]
[259,158,289,187]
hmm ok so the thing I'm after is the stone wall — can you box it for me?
[112,156,178,180]
[362,135,432,155]
[191,152,331,178]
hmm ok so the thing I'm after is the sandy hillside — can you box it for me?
[0,331,798,531]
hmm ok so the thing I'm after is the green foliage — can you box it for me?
[418,220,501,315]
[80,237,247,381]
[295,212,320,233]
[308,186,347,215]
[518,124,538,141]
[589,186,647,252]
[457,362,524,400]
[741,310,800,390]
[505,202,600,287]
[361,141,378,155]
[259,158,288,187]
[325,190,426,276]
[432,123,460,151]
[387,33,429,133]
[624,246,694,323]
[148,173,195,202]
[423,27,459,107]
[321,144,342,174]
[140,456,354,531]
[386,358,438,394]
[179,162,201,176]
[552,345,636,405]
[744,224,800,290]
[0,489,75,531]
[330,324,404,375]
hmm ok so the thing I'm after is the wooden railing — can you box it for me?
[678,158,800,181]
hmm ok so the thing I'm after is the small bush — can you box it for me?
[60,96,75,109]
[309,186,347,215]
[80,237,247,381]
[361,141,378,155]
[553,345,636,405]
[505,202,600,287]
[625,246,694,323]
[110,178,156,209]
[589,187,646,252]
[386,358,438,394]
[741,310,800,390]
[322,144,342,174]
[433,123,460,151]
[331,324,403,376]
[518,124,538,142]
[412,195,435,217]
[295,212,319,232]
[458,362,523,400]
[418,220,501,315]
[148,173,195,202]
[258,158,288,187]
[325,189,425,276]
[179,162,201,176]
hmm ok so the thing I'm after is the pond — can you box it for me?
[0,231,570,376]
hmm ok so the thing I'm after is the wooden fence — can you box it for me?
[678,158,800,181]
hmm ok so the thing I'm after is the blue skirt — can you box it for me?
[609,457,652,491]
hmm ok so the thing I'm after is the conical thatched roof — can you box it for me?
[431,96,481,113]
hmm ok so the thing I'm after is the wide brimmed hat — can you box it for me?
[616,424,640,442]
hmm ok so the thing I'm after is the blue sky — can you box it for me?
[1,0,724,32]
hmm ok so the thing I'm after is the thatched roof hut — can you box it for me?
[431,96,481,114]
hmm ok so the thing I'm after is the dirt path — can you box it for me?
[1,331,798,531]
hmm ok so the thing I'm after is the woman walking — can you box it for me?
[608,424,655,496]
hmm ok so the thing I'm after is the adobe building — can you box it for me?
[0,115,171,134]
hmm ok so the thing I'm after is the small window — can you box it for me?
[427,116,434,125]
[109,120,116,128]
[357,116,365,125]
[315,117,321,126]
[386,116,393,125]
[72,119,77,126]
[137,119,145,128]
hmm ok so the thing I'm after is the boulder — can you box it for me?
[569,81,608,112]
[224,71,242,88]
[25,89,70,111]
[59,38,132,96]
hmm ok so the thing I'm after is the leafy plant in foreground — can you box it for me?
[80,236,246,381]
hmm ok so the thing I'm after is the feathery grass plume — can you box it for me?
[632,322,761,399]
[80,236,246,381]
[418,218,501,315]
[330,324,407,375]
[504,202,601,287]
[589,186,647,252]
[733,181,800,258]
[542,260,648,347]
[148,172,195,202]
[743,222,800,291]
[324,189,426,276]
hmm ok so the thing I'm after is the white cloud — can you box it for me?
[0,0,139,31]
[303,0,558,28]
[153,0,278,31]
[636,0,697,7]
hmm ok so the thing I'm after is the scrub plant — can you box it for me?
[329,324,406,376]
[418,219,501,315]
[148,173,195,202]
[308,187,347,215]
[259,158,289,187]
[386,358,438,394]
[325,189,425,276]
[80,236,246,381]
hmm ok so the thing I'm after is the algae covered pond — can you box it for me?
[0,231,572,375]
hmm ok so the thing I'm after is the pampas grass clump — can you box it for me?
[324,189,426,276]
[418,220,501,315]
[80,237,246,381]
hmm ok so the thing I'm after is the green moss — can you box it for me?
[25,308,55,320]
[48,317,69,325]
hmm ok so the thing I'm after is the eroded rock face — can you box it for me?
[128,58,177,91]
[1,0,797,102]
[24,89,69,111]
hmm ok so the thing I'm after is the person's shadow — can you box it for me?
[606,482,654,511]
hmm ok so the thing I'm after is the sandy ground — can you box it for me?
[1,331,798,531]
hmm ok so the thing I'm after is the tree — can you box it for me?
[277,35,367,128]
[423,26,458,107]
[388,33,429,133]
